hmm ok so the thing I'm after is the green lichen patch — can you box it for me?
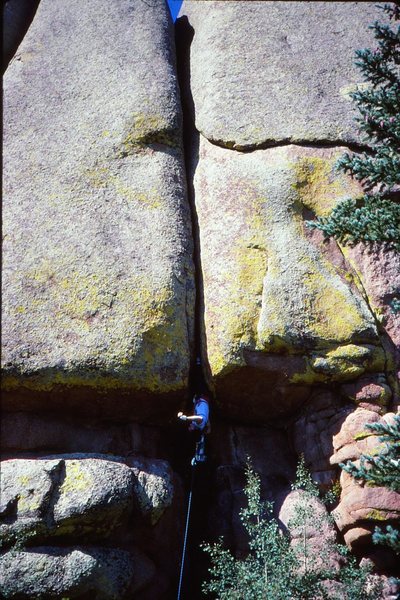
[292,154,361,217]
[118,112,180,157]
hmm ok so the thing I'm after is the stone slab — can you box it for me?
[179,1,380,148]
[2,0,195,417]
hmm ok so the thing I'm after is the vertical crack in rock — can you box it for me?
[175,16,210,392]
[43,459,67,530]
[174,20,218,599]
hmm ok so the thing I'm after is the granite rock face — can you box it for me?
[342,245,400,406]
[179,1,379,148]
[0,455,175,544]
[128,456,175,525]
[178,0,397,425]
[177,0,399,580]
[0,453,180,598]
[2,0,195,418]
[0,546,153,599]
[2,0,400,595]
[193,139,382,420]
[292,391,352,487]
[332,412,400,559]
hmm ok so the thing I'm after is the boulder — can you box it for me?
[127,456,175,525]
[0,456,135,545]
[193,139,381,420]
[330,411,400,561]
[330,407,382,465]
[0,457,62,544]
[0,454,180,596]
[330,410,399,466]
[279,489,341,574]
[179,1,380,148]
[333,470,400,541]
[53,457,135,537]
[2,0,195,420]
[0,546,154,599]
[341,374,392,412]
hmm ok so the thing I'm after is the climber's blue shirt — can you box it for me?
[192,397,209,431]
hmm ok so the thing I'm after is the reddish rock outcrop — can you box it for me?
[331,412,400,570]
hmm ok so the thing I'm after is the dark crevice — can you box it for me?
[176,16,211,400]
[3,0,41,73]
[0,496,19,525]
[174,15,214,600]
[204,133,372,155]
[43,459,67,530]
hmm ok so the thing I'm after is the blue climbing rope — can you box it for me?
[177,463,196,600]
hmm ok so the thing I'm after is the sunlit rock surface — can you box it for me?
[0,455,175,544]
[193,140,382,420]
[2,0,195,417]
[1,0,399,596]
[332,413,400,554]
[179,1,379,148]
[0,453,182,599]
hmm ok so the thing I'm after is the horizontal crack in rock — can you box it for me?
[202,133,371,154]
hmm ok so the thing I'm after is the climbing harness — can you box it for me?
[177,435,207,600]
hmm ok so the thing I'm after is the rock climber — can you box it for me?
[177,393,210,433]
[178,392,210,464]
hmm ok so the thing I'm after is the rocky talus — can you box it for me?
[1,1,399,598]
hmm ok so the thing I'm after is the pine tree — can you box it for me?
[340,414,400,554]
[308,2,400,251]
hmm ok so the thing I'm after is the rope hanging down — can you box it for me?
[177,435,207,600]
[177,463,195,600]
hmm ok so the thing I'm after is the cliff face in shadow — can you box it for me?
[1,1,399,598]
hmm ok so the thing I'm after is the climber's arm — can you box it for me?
[177,412,203,424]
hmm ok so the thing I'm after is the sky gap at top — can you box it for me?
[167,0,183,21]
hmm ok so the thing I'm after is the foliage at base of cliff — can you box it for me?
[202,460,381,599]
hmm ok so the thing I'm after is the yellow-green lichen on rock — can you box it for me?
[2,0,194,415]
[195,140,381,415]
[119,111,180,156]
[0,456,137,547]
[292,151,363,217]
[202,181,268,376]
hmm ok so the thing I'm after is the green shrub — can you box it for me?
[307,196,400,250]
[202,459,380,599]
